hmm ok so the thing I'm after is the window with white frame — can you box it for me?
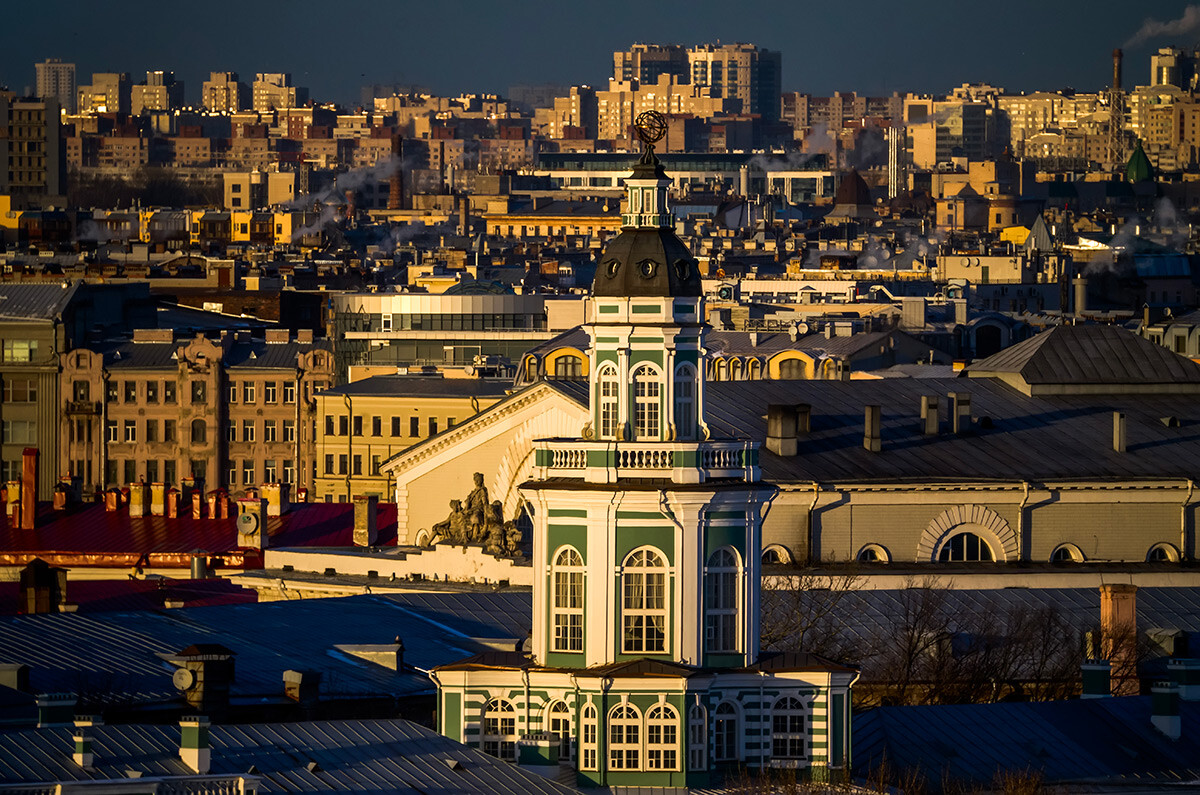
[264,420,277,442]
[243,420,255,442]
[771,696,805,761]
[688,704,707,770]
[633,365,660,439]
[552,547,584,652]
[243,383,256,403]
[482,699,517,761]
[264,381,277,403]
[581,703,598,770]
[598,365,618,438]
[622,548,667,653]
[673,364,695,439]
[714,702,739,762]
[283,382,296,403]
[646,703,679,770]
[546,700,573,761]
[705,548,740,654]
[608,703,640,770]
[283,419,296,442]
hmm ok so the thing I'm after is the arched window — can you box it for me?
[1050,544,1084,563]
[482,699,517,761]
[771,696,805,761]
[673,364,695,440]
[857,544,890,564]
[546,700,572,761]
[730,358,743,381]
[762,544,791,565]
[938,531,994,562]
[687,704,707,771]
[554,354,584,380]
[608,703,641,770]
[622,548,667,653]
[190,418,206,444]
[705,548,739,654]
[778,358,804,380]
[552,547,584,653]
[1148,543,1180,563]
[714,359,728,381]
[580,703,598,770]
[646,703,679,770]
[714,702,739,762]
[748,359,762,380]
[598,366,618,438]
[633,365,661,439]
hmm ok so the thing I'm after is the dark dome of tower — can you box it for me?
[593,228,702,297]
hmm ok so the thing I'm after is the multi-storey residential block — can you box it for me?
[131,71,184,115]
[613,43,690,84]
[252,73,309,113]
[1151,46,1199,91]
[34,58,75,114]
[77,72,130,115]
[59,329,333,499]
[0,93,65,206]
[202,71,249,113]
[596,76,732,142]
[687,42,781,121]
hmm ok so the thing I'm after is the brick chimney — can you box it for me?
[36,693,76,728]
[1151,681,1181,740]
[1101,583,1139,696]
[20,448,36,530]
[128,481,147,518]
[864,405,882,453]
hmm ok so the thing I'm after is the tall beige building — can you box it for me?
[252,73,309,112]
[0,93,65,206]
[77,72,130,115]
[131,71,184,115]
[34,59,75,114]
[596,76,731,141]
[202,72,249,113]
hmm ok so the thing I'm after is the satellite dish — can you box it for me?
[237,513,259,535]
[172,667,196,691]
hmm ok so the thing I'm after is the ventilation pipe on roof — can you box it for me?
[179,717,211,774]
[1168,659,1200,701]
[283,670,322,719]
[1151,681,1181,740]
[353,495,379,547]
[1081,659,1111,699]
[921,395,940,436]
[863,405,882,453]
[766,405,801,457]
[1113,412,1126,453]
[150,483,166,517]
[128,481,147,518]
[949,392,971,434]
[1073,276,1088,316]
[72,727,94,768]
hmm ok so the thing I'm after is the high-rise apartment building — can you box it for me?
[34,59,75,114]
[78,72,131,115]
[252,73,309,112]
[687,43,781,121]
[613,43,690,84]
[610,43,782,122]
[0,93,65,206]
[202,72,249,113]
[1151,47,1199,92]
[131,70,184,115]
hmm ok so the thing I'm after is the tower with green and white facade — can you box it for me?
[433,118,857,788]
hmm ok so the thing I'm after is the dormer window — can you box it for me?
[639,260,657,278]
[605,259,621,278]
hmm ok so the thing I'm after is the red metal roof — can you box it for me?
[0,577,257,615]
[0,502,398,569]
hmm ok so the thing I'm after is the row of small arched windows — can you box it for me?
[480,696,808,771]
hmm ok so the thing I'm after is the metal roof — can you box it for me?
[103,338,331,370]
[0,282,79,322]
[0,718,580,793]
[966,324,1200,385]
[0,591,531,710]
[701,378,1200,483]
[854,697,1200,786]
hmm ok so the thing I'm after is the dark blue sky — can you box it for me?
[5,1,1200,106]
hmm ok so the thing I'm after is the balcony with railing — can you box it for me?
[532,439,759,484]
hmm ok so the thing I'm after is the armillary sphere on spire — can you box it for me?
[633,110,667,149]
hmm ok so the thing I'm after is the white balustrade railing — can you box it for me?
[536,440,755,483]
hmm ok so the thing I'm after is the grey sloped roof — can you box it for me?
[0,282,79,321]
[702,377,1200,483]
[0,592,532,708]
[0,719,579,794]
[967,324,1200,385]
[102,338,332,370]
[854,697,1200,785]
